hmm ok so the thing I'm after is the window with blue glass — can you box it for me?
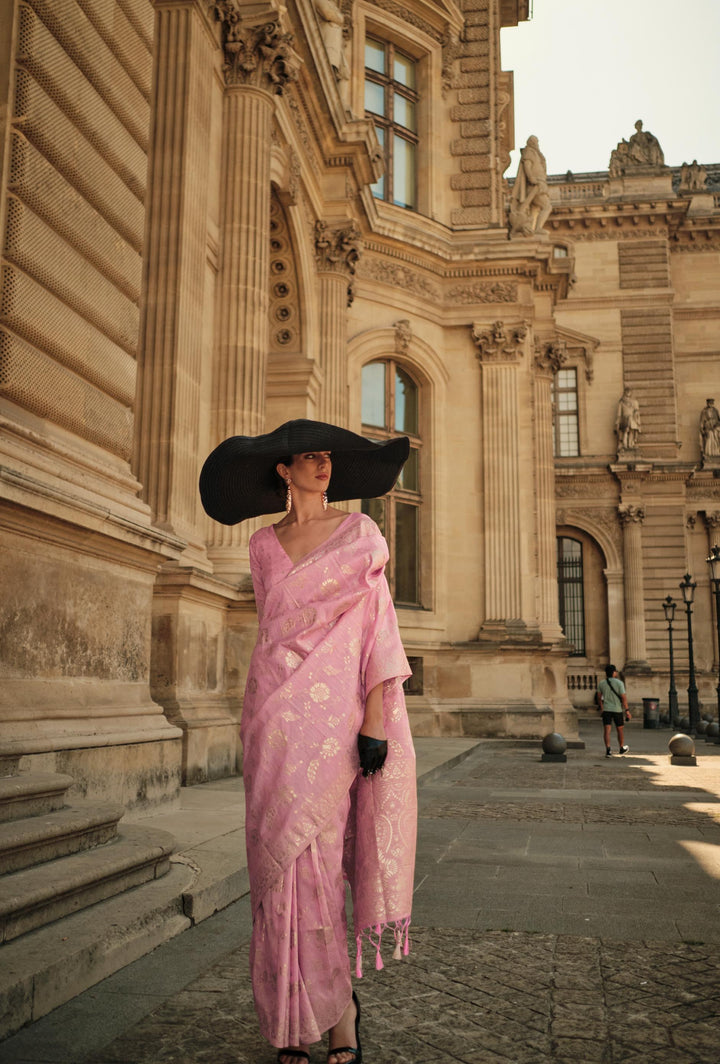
[364,37,418,210]
[361,359,422,605]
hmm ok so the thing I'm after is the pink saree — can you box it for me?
[243,512,417,1047]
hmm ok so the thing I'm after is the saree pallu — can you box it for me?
[243,512,417,1047]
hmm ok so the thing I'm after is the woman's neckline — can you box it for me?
[270,512,358,567]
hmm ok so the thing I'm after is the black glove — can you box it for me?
[358,734,388,778]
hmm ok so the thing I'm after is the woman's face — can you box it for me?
[278,451,332,494]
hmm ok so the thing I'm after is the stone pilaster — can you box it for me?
[619,504,649,669]
[534,339,566,639]
[135,0,214,554]
[208,6,300,571]
[314,220,362,427]
[473,320,527,632]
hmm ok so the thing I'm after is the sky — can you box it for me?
[500,0,720,178]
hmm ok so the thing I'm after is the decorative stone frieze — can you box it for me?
[356,256,440,301]
[447,281,517,304]
[472,320,528,362]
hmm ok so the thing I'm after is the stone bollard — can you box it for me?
[669,733,697,766]
[697,719,708,735]
[541,732,567,763]
[705,721,720,743]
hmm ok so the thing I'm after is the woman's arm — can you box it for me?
[361,682,386,739]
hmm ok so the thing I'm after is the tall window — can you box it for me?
[557,537,585,655]
[552,367,579,457]
[361,360,422,605]
[364,37,418,210]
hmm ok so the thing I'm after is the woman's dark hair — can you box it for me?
[273,454,293,496]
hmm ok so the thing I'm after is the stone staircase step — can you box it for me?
[0,772,74,823]
[0,824,174,943]
[0,803,124,875]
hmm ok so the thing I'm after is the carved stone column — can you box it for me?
[473,321,528,632]
[314,220,361,427]
[135,0,214,555]
[208,9,299,572]
[618,504,649,668]
[534,339,566,638]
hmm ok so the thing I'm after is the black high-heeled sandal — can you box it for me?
[277,1050,310,1062]
[327,991,362,1063]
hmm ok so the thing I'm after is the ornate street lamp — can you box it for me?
[680,573,700,734]
[662,595,679,729]
[706,545,720,744]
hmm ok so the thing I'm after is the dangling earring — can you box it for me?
[285,480,293,514]
[322,491,328,511]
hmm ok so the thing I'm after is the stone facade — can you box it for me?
[0,0,718,806]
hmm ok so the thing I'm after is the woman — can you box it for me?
[200,420,417,1064]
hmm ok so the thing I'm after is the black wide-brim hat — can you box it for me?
[199,419,410,524]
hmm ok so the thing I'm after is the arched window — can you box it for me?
[557,537,585,655]
[361,359,422,605]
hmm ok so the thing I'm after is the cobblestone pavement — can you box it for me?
[3,722,720,1063]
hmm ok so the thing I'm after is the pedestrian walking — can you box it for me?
[200,420,417,1064]
[596,664,631,757]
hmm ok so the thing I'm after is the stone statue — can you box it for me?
[508,135,552,237]
[609,120,664,174]
[628,120,664,166]
[680,160,708,192]
[615,387,641,452]
[313,0,349,79]
[699,398,720,460]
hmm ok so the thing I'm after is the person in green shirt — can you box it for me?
[596,664,631,757]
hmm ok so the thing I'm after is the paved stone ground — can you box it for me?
[2,721,720,1063]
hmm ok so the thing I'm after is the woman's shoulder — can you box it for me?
[343,511,384,539]
[249,524,276,555]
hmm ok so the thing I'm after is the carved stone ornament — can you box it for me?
[618,504,645,526]
[211,6,301,93]
[615,387,641,453]
[394,319,412,354]
[534,339,568,377]
[441,31,462,96]
[705,510,720,531]
[314,220,362,305]
[447,281,518,304]
[472,320,528,362]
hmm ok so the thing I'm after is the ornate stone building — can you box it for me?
[1,0,719,811]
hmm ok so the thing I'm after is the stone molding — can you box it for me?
[472,320,528,362]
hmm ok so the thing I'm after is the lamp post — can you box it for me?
[679,573,700,735]
[706,545,720,745]
[662,595,679,729]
